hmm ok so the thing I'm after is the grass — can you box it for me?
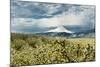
[10,33,95,66]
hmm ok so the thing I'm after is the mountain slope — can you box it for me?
[36,26,95,38]
[45,26,74,33]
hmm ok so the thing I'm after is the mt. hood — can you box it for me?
[46,26,74,33]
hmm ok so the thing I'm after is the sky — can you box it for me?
[11,0,95,33]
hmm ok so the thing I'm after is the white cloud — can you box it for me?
[38,14,82,27]
[11,5,95,29]
[11,18,37,27]
[45,4,62,15]
[11,1,95,33]
[11,12,82,29]
[38,5,95,27]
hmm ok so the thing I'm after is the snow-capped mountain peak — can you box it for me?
[46,26,74,33]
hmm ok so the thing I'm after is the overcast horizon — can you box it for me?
[11,0,95,33]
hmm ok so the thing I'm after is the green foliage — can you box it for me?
[11,33,95,66]
[11,33,28,41]
[11,39,26,50]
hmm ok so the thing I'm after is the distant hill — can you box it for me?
[36,26,95,38]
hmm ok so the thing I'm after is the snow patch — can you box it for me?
[46,26,74,33]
